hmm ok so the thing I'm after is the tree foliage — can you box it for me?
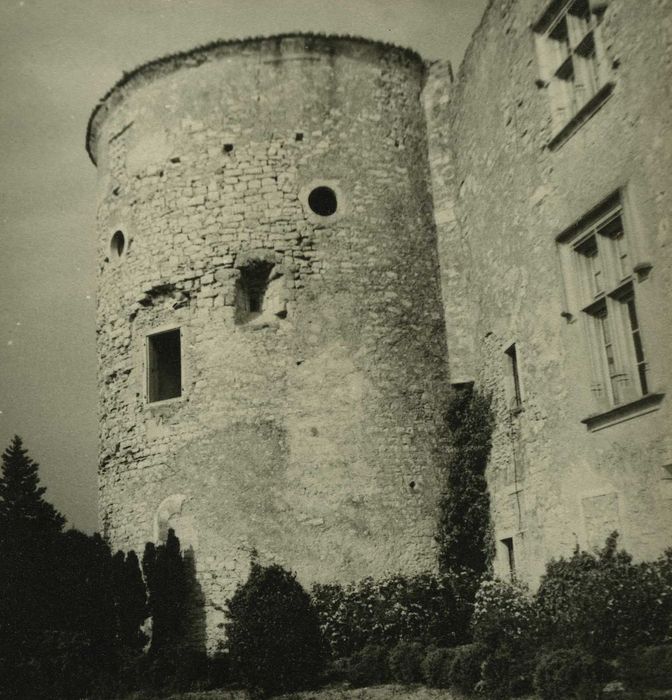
[312,570,476,660]
[0,435,65,542]
[536,532,672,656]
[112,549,149,650]
[226,561,325,697]
[142,528,190,653]
[0,436,149,698]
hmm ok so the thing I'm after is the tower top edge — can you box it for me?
[85,32,426,166]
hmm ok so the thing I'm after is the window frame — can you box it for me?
[504,342,524,415]
[556,192,663,428]
[501,537,516,580]
[533,0,614,149]
[145,326,183,405]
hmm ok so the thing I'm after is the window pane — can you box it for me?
[573,48,598,103]
[626,295,638,330]
[597,214,623,239]
[549,15,570,45]
[599,215,629,280]
[568,0,591,23]
[596,308,621,404]
[638,365,649,395]
[575,234,602,298]
[625,296,649,395]
[633,331,645,363]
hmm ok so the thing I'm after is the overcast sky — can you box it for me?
[0,0,487,533]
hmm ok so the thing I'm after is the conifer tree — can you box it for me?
[112,549,149,649]
[142,528,189,652]
[0,436,67,672]
[0,435,65,542]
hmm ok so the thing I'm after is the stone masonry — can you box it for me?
[89,36,450,645]
[426,0,672,582]
[88,3,672,647]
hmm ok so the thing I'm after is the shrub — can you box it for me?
[323,656,350,684]
[620,644,672,690]
[346,644,389,688]
[226,561,324,697]
[481,647,535,699]
[421,646,455,688]
[472,578,538,650]
[388,640,424,684]
[536,533,671,657]
[311,569,477,660]
[534,648,606,700]
[449,643,487,694]
[471,579,538,698]
[0,630,119,700]
[132,647,209,694]
[654,548,672,638]
[206,648,231,690]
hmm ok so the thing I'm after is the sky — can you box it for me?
[0,0,487,533]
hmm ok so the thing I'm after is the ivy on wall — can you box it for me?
[437,386,495,578]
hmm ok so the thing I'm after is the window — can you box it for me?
[501,537,516,580]
[308,186,337,217]
[533,0,612,146]
[147,328,182,402]
[235,261,275,324]
[110,230,125,259]
[558,195,652,413]
[505,344,523,413]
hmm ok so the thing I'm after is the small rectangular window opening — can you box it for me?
[235,261,274,324]
[501,537,516,579]
[505,344,522,409]
[147,328,182,403]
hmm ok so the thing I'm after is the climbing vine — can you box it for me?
[437,386,495,578]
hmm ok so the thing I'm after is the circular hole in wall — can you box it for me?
[110,230,125,258]
[308,186,337,217]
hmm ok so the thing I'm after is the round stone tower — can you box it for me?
[88,34,450,643]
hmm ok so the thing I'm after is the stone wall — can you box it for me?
[90,3,672,643]
[91,36,450,646]
[436,0,672,584]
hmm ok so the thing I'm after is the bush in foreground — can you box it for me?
[421,646,455,688]
[620,644,672,690]
[533,648,606,700]
[345,644,390,688]
[226,561,324,697]
[472,578,538,697]
[388,640,424,684]
[449,643,488,695]
[536,533,671,658]
[311,569,477,660]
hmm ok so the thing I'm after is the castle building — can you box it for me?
[88,0,672,644]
